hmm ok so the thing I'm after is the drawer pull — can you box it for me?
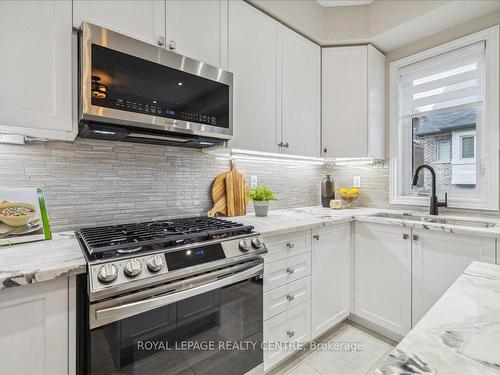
[313,234,320,240]
[286,294,295,301]
[286,330,295,338]
[286,267,295,275]
[286,242,295,249]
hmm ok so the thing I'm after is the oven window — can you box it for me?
[89,278,262,375]
[90,44,230,128]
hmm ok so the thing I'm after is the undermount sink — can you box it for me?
[370,213,427,222]
[370,213,496,228]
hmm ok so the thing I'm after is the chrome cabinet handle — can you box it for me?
[284,142,289,148]
[403,234,409,240]
[313,234,320,240]
[157,36,165,47]
[413,234,420,241]
[278,142,284,147]
[168,40,176,50]
[286,267,295,275]
[286,294,295,302]
[287,330,295,338]
[286,242,295,249]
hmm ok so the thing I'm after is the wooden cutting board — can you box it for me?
[208,163,249,217]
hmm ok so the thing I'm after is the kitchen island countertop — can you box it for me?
[374,261,500,375]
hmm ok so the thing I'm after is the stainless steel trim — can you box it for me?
[87,232,261,266]
[128,132,191,143]
[90,261,263,329]
[79,22,233,140]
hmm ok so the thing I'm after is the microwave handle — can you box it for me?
[92,263,263,328]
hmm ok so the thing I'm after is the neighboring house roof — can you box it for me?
[414,108,476,136]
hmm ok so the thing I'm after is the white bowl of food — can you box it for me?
[0,202,37,227]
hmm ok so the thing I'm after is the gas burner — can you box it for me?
[116,246,143,254]
[77,216,255,261]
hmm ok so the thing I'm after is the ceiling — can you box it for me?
[316,0,374,6]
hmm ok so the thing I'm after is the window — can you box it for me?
[461,135,475,159]
[436,140,451,162]
[390,27,499,210]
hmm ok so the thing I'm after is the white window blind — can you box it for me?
[399,41,485,118]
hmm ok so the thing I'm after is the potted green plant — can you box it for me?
[248,186,277,217]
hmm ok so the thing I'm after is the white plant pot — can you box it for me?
[253,201,270,217]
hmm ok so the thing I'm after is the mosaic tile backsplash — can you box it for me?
[0,138,325,232]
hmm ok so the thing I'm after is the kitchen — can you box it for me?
[1,0,500,374]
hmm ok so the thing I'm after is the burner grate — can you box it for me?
[77,216,254,258]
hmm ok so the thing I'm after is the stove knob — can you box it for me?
[97,264,118,284]
[238,239,250,252]
[147,254,164,273]
[124,259,142,277]
[251,236,264,249]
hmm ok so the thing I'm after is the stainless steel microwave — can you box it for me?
[78,22,233,148]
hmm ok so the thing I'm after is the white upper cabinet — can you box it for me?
[322,45,385,159]
[165,0,228,68]
[0,1,74,141]
[281,27,321,158]
[229,1,280,153]
[73,0,166,47]
[229,1,321,157]
[411,229,496,326]
[354,222,411,338]
[311,224,350,339]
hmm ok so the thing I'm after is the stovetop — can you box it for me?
[77,216,255,261]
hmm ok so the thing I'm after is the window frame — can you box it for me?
[389,26,499,210]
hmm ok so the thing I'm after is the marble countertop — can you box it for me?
[1,205,499,291]
[0,232,86,290]
[374,261,500,375]
[234,206,500,239]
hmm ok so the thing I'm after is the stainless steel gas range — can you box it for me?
[76,216,267,375]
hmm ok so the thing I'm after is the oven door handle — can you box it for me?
[91,263,263,329]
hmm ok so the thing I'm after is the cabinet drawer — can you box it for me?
[264,253,311,292]
[264,276,311,320]
[264,301,311,371]
[264,230,311,263]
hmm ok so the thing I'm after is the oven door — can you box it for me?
[79,22,233,141]
[83,260,263,375]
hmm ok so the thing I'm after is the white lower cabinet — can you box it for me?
[264,276,311,321]
[354,222,412,337]
[263,230,312,371]
[264,301,311,371]
[411,229,496,325]
[0,277,75,375]
[311,223,350,339]
[264,252,311,292]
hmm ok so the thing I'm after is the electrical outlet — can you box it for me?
[250,175,258,189]
[353,176,362,188]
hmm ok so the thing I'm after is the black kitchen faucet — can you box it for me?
[412,164,448,215]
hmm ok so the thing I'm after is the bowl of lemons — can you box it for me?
[338,188,359,208]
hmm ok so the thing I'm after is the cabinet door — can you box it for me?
[281,27,320,157]
[264,301,311,371]
[228,1,280,153]
[311,223,350,338]
[73,0,165,47]
[322,46,368,158]
[0,1,74,140]
[166,0,228,68]
[412,229,496,326]
[0,278,71,375]
[354,222,411,336]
